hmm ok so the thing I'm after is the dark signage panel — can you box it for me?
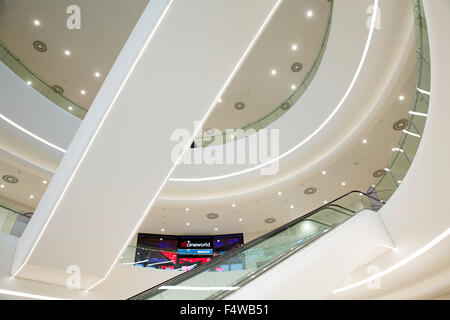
[136,233,243,271]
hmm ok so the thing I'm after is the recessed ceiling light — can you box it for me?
[291,84,296,90]
[234,102,245,110]
[341,182,346,186]
[304,187,317,195]
[271,69,277,75]
[323,200,327,204]
[34,20,40,26]
[42,180,47,184]
[68,106,73,111]
[238,218,243,222]
[186,222,190,226]
[232,203,236,208]
[265,218,276,224]
[80,90,86,95]
[290,205,294,209]
[230,135,235,139]
[0,184,5,188]
[306,10,313,17]
[214,227,218,231]
[94,72,101,78]
[277,191,282,196]
[362,139,367,144]
[64,50,71,56]
[321,170,326,175]
[27,81,32,85]
[161,228,165,232]
[292,44,298,51]
[206,213,219,220]
[398,180,402,184]
[33,40,47,53]
[398,95,405,101]
[185,208,189,212]
[29,195,35,199]
[2,175,19,184]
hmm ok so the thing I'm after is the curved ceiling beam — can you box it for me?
[169,0,379,183]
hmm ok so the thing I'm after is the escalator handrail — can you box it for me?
[129,190,382,300]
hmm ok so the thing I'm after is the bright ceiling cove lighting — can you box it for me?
[409,110,428,117]
[170,0,379,183]
[0,113,67,153]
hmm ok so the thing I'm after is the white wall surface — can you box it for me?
[0,63,81,174]
[11,0,281,290]
[227,210,393,299]
[331,0,450,300]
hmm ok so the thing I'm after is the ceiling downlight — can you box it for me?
[372,169,385,178]
[393,119,409,131]
[265,218,276,224]
[291,62,303,72]
[234,102,246,110]
[304,187,317,195]
[206,213,219,220]
[2,175,19,184]
[33,40,47,53]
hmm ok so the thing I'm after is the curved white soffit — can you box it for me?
[170,0,379,183]
[333,228,450,294]
[0,113,67,154]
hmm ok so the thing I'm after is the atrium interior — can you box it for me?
[0,0,449,301]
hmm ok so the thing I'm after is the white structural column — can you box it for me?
[11,0,280,290]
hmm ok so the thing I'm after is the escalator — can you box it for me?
[129,191,382,300]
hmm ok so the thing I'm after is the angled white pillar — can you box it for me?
[11,0,281,290]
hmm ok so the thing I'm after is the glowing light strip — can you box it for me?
[0,113,66,153]
[84,0,283,292]
[409,110,428,117]
[170,0,379,182]
[416,87,431,95]
[159,286,239,291]
[11,0,175,282]
[403,129,421,138]
[333,228,450,294]
[0,289,63,300]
